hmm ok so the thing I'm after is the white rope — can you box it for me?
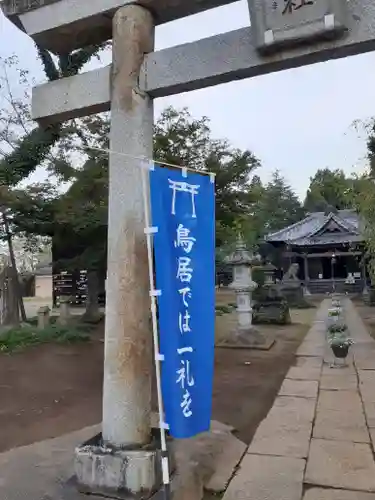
[85,145,216,178]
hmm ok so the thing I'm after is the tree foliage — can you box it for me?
[304,168,354,212]
[7,107,263,273]
[355,118,375,282]
[255,170,305,235]
[0,44,108,320]
[154,107,262,244]
[7,105,312,277]
[0,43,108,188]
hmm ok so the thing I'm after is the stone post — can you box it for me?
[37,306,50,330]
[362,259,369,297]
[303,254,311,296]
[58,296,71,325]
[102,4,154,448]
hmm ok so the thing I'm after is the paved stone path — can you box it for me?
[223,298,375,500]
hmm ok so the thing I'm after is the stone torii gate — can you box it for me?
[2,0,375,496]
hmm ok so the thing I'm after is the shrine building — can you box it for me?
[264,209,367,295]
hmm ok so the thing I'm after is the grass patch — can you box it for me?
[215,304,236,316]
[0,323,91,353]
[292,300,316,309]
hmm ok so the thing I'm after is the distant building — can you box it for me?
[34,263,53,302]
[265,209,366,295]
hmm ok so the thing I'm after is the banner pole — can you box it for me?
[140,162,171,500]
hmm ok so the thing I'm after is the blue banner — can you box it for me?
[150,164,215,439]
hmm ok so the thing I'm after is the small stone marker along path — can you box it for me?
[223,298,375,500]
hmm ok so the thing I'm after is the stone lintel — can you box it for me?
[32,0,375,124]
[32,66,111,125]
[3,0,236,53]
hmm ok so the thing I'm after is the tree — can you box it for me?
[56,153,108,320]
[249,170,305,237]
[355,118,375,282]
[154,107,261,243]
[6,107,262,315]
[0,44,108,324]
[0,45,108,186]
[7,115,109,320]
[304,168,354,212]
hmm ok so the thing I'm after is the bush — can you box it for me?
[0,324,90,353]
[327,324,347,335]
[252,298,291,325]
[215,304,236,316]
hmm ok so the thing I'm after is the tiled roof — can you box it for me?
[265,210,362,246]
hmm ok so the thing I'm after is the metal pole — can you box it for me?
[102,4,155,447]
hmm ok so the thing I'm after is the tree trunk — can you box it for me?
[0,266,20,331]
[82,270,100,322]
[2,212,26,322]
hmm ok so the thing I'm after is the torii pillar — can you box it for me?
[75,6,164,498]
[102,4,154,449]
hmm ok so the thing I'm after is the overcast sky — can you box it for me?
[1,0,375,199]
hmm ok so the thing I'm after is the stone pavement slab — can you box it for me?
[358,371,375,383]
[0,424,100,500]
[319,373,358,391]
[248,417,312,458]
[354,347,375,370]
[279,379,319,399]
[360,381,375,404]
[295,357,323,369]
[287,366,321,381]
[223,454,305,500]
[321,364,356,376]
[297,342,325,357]
[305,438,375,492]
[345,301,375,371]
[371,429,375,450]
[356,358,375,370]
[313,407,369,443]
[303,488,375,500]
[247,397,315,457]
[361,389,375,404]
[364,401,375,428]
[205,432,247,493]
[271,396,316,423]
[317,390,363,413]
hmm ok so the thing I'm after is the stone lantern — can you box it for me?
[222,234,267,347]
[263,262,277,285]
[226,234,258,331]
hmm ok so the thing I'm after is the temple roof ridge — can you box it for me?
[265,209,361,246]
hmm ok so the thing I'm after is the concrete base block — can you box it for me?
[75,432,173,499]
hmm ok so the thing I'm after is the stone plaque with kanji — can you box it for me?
[248,0,348,52]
